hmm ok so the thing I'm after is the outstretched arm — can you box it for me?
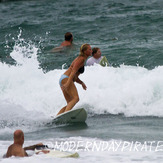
[24,143,43,151]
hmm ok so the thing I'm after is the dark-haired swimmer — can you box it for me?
[60,32,73,47]
[51,32,73,52]
[57,44,92,115]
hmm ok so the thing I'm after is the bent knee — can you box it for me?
[74,96,79,103]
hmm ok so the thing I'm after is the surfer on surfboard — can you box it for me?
[57,44,92,115]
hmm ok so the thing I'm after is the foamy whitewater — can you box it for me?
[0,33,163,162]
[1,39,163,119]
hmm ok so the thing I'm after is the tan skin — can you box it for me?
[5,130,49,158]
[51,39,73,52]
[51,33,73,52]
[60,36,73,47]
[93,49,101,59]
[57,44,92,115]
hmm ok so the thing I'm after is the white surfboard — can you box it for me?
[52,108,87,124]
[35,148,79,158]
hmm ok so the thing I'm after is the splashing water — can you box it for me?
[0,30,163,135]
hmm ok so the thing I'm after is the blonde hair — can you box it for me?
[79,44,90,57]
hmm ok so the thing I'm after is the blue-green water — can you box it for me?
[1,0,163,70]
[0,0,163,162]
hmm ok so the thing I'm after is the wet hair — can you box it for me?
[65,32,73,41]
[92,47,99,56]
[79,44,90,57]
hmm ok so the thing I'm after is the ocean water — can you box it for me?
[0,0,163,162]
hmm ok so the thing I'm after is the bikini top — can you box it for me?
[78,66,84,74]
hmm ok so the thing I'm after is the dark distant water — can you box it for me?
[1,1,163,162]
[0,0,163,70]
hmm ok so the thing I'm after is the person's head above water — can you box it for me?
[64,32,73,42]
[51,32,73,52]
[92,47,101,59]
[13,129,24,145]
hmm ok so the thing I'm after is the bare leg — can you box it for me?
[64,81,79,112]
[57,106,66,115]
[57,79,79,115]
[57,78,72,115]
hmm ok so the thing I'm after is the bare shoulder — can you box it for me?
[6,144,14,157]
[73,57,84,68]
[76,56,85,64]
[6,144,27,157]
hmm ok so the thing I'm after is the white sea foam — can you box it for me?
[0,35,163,123]
[82,65,163,117]
[1,40,163,162]
[1,137,163,163]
